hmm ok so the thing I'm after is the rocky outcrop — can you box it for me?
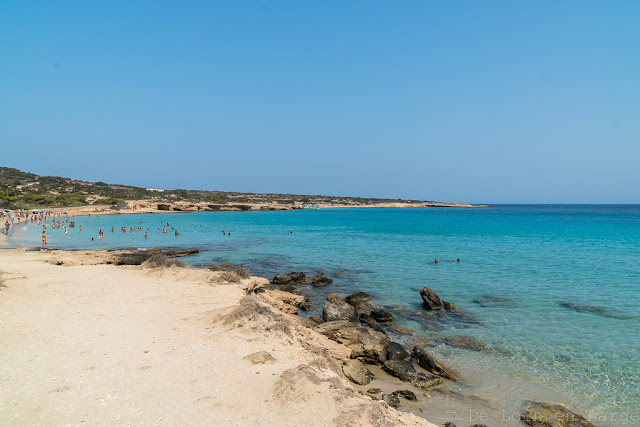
[333,327,391,365]
[370,309,394,324]
[313,320,354,339]
[327,292,342,303]
[386,342,412,361]
[322,301,359,323]
[382,394,400,408]
[272,272,308,285]
[311,273,334,287]
[345,292,372,309]
[413,346,457,381]
[358,313,385,333]
[342,359,374,385]
[382,360,443,389]
[420,287,443,310]
[442,301,457,311]
[521,402,595,427]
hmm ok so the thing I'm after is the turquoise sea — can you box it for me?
[8,205,640,425]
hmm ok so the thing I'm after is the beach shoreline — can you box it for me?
[0,248,438,426]
[0,247,601,426]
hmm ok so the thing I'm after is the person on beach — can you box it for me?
[434,258,439,264]
[4,221,9,235]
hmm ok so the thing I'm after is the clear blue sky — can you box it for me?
[1,1,638,203]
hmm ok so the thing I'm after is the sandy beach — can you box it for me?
[0,249,435,426]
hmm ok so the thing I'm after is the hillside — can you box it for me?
[0,166,474,211]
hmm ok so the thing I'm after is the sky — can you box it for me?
[1,1,639,204]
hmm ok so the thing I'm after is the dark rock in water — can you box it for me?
[438,335,486,351]
[382,393,401,408]
[312,273,334,287]
[327,292,343,303]
[323,301,358,323]
[345,292,372,309]
[471,425,488,427]
[342,359,374,385]
[370,309,394,324]
[442,301,457,311]
[272,272,308,285]
[309,316,323,325]
[367,387,382,394]
[444,423,457,427]
[299,298,315,311]
[413,347,457,381]
[560,301,633,320]
[313,320,353,339]
[420,287,443,310]
[334,327,391,365]
[473,294,513,308]
[386,342,412,361]
[382,360,442,389]
[382,360,418,381]
[391,389,417,401]
[521,402,595,427]
[358,314,385,333]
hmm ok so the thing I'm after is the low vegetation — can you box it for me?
[142,253,186,269]
[219,271,241,283]
[0,166,436,209]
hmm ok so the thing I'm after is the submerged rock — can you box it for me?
[334,327,391,365]
[299,298,315,311]
[420,287,443,310]
[390,389,417,401]
[387,326,414,335]
[438,335,486,351]
[473,294,513,308]
[521,402,595,427]
[342,359,374,385]
[370,309,394,324]
[312,273,334,287]
[345,291,372,309]
[322,301,358,323]
[386,342,412,361]
[560,301,633,320]
[413,346,457,381]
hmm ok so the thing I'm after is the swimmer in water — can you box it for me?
[175,230,179,236]
[447,258,461,262]
[434,258,439,264]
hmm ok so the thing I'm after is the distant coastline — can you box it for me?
[0,166,483,214]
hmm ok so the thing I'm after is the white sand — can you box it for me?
[0,249,434,426]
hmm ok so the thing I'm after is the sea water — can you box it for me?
[9,205,640,424]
